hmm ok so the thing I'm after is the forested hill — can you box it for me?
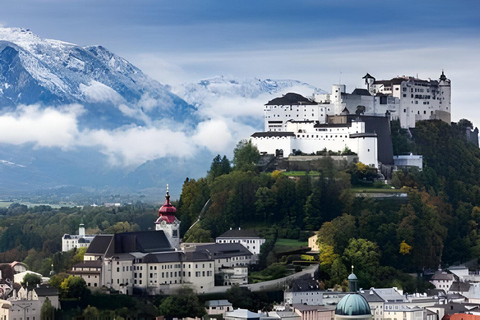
[177,120,480,288]
[393,119,480,206]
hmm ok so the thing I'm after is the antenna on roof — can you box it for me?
[339,71,342,85]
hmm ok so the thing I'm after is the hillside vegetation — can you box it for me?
[178,120,480,290]
[0,120,479,292]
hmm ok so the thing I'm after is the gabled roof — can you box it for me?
[112,231,173,255]
[85,231,173,256]
[85,235,113,255]
[194,243,252,259]
[431,271,454,281]
[217,229,261,239]
[371,288,405,302]
[35,285,59,297]
[143,251,184,263]
[251,132,295,138]
[266,93,317,106]
[361,290,385,302]
[351,88,371,96]
[72,260,102,269]
[289,274,319,292]
[450,281,470,292]
[206,300,232,307]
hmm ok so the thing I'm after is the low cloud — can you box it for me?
[0,104,82,149]
[0,102,258,168]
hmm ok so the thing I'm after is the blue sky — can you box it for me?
[1,0,480,124]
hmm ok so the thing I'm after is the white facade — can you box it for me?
[98,252,215,295]
[206,300,233,316]
[367,72,451,128]
[220,266,248,286]
[61,224,95,252]
[252,120,378,168]
[216,237,265,256]
[429,271,454,292]
[313,85,400,119]
[284,290,323,306]
[264,99,327,132]
[155,218,180,249]
[383,303,424,320]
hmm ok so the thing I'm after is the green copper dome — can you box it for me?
[335,294,371,316]
[348,273,358,280]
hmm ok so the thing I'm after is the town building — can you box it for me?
[71,188,253,295]
[61,223,95,252]
[216,228,266,256]
[430,271,455,292]
[8,285,59,320]
[293,304,336,320]
[284,275,322,306]
[205,300,233,316]
[0,299,11,320]
[308,233,319,253]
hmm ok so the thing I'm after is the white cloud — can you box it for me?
[0,103,251,168]
[0,21,6,28]
[80,126,195,167]
[0,104,82,149]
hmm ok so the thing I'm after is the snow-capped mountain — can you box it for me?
[174,76,325,108]
[0,27,195,127]
[0,29,324,200]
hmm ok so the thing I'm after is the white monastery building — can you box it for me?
[70,188,254,295]
[62,223,95,252]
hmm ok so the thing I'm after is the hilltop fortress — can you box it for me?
[251,72,451,169]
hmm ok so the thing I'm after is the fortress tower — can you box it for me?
[155,185,181,249]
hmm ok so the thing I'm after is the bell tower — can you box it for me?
[155,185,181,249]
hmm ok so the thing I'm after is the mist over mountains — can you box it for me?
[0,28,321,200]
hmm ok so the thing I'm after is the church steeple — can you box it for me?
[155,185,181,249]
[348,265,358,292]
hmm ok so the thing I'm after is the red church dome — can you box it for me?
[156,185,177,224]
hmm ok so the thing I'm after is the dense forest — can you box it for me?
[1,119,479,293]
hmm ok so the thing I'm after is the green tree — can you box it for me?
[330,257,348,286]
[22,273,42,290]
[208,154,231,180]
[233,140,260,172]
[41,297,54,320]
[157,287,206,319]
[60,276,90,299]
[343,238,381,287]
[83,305,100,320]
[183,227,212,243]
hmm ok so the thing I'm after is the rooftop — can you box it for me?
[266,93,317,106]
[217,229,262,239]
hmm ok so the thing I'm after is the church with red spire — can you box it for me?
[155,184,181,249]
